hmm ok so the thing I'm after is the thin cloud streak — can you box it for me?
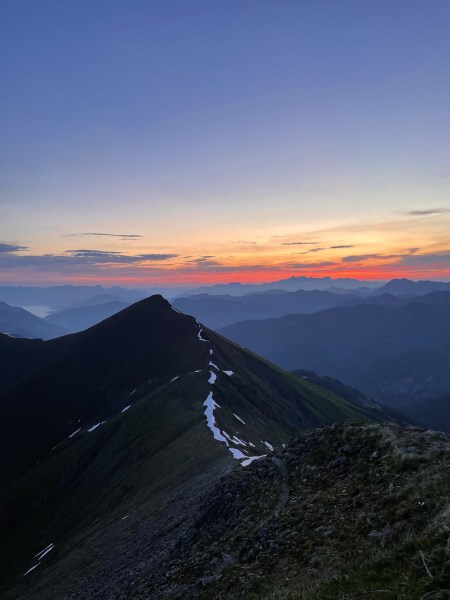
[64,232,143,239]
[0,243,29,253]
[405,208,450,216]
[0,248,178,269]
[282,241,321,245]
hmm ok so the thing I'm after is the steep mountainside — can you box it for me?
[174,289,359,329]
[0,296,383,599]
[220,298,450,408]
[0,301,67,339]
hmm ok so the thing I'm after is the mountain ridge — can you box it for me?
[0,295,388,598]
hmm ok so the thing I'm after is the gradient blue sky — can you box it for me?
[1,0,449,285]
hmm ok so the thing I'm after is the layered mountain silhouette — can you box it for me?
[0,285,145,308]
[0,302,67,340]
[374,278,450,296]
[173,289,361,329]
[44,299,130,332]
[219,293,450,408]
[0,295,386,599]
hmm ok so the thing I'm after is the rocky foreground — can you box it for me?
[24,422,450,600]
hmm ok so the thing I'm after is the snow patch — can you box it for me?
[208,372,217,385]
[197,327,209,343]
[35,544,55,560]
[87,422,105,433]
[242,455,266,467]
[121,405,130,413]
[203,393,227,443]
[223,370,234,376]
[209,361,219,370]
[23,564,40,576]
[24,543,55,576]
[68,427,81,438]
[170,376,179,382]
[209,349,213,355]
[231,435,248,447]
[130,389,136,396]
[263,441,274,451]
[233,413,246,425]
[171,306,181,314]
[202,392,260,466]
[229,448,246,460]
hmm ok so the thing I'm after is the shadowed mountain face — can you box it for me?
[0,302,67,339]
[0,296,384,599]
[219,295,450,408]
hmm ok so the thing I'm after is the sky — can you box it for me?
[1,0,449,286]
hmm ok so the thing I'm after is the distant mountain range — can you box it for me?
[174,286,450,330]
[0,284,145,308]
[173,289,361,329]
[44,300,130,333]
[0,296,386,598]
[376,277,450,296]
[183,275,383,296]
[0,302,67,339]
[28,278,450,335]
[220,292,450,409]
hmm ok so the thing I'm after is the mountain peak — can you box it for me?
[128,293,172,311]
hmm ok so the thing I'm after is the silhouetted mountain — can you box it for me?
[325,285,374,295]
[373,278,450,296]
[220,295,450,408]
[341,291,450,310]
[44,300,130,332]
[68,293,129,307]
[0,285,145,308]
[174,289,360,329]
[0,302,67,339]
[0,296,385,598]
[183,276,382,297]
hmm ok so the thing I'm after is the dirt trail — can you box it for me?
[185,456,290,595]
